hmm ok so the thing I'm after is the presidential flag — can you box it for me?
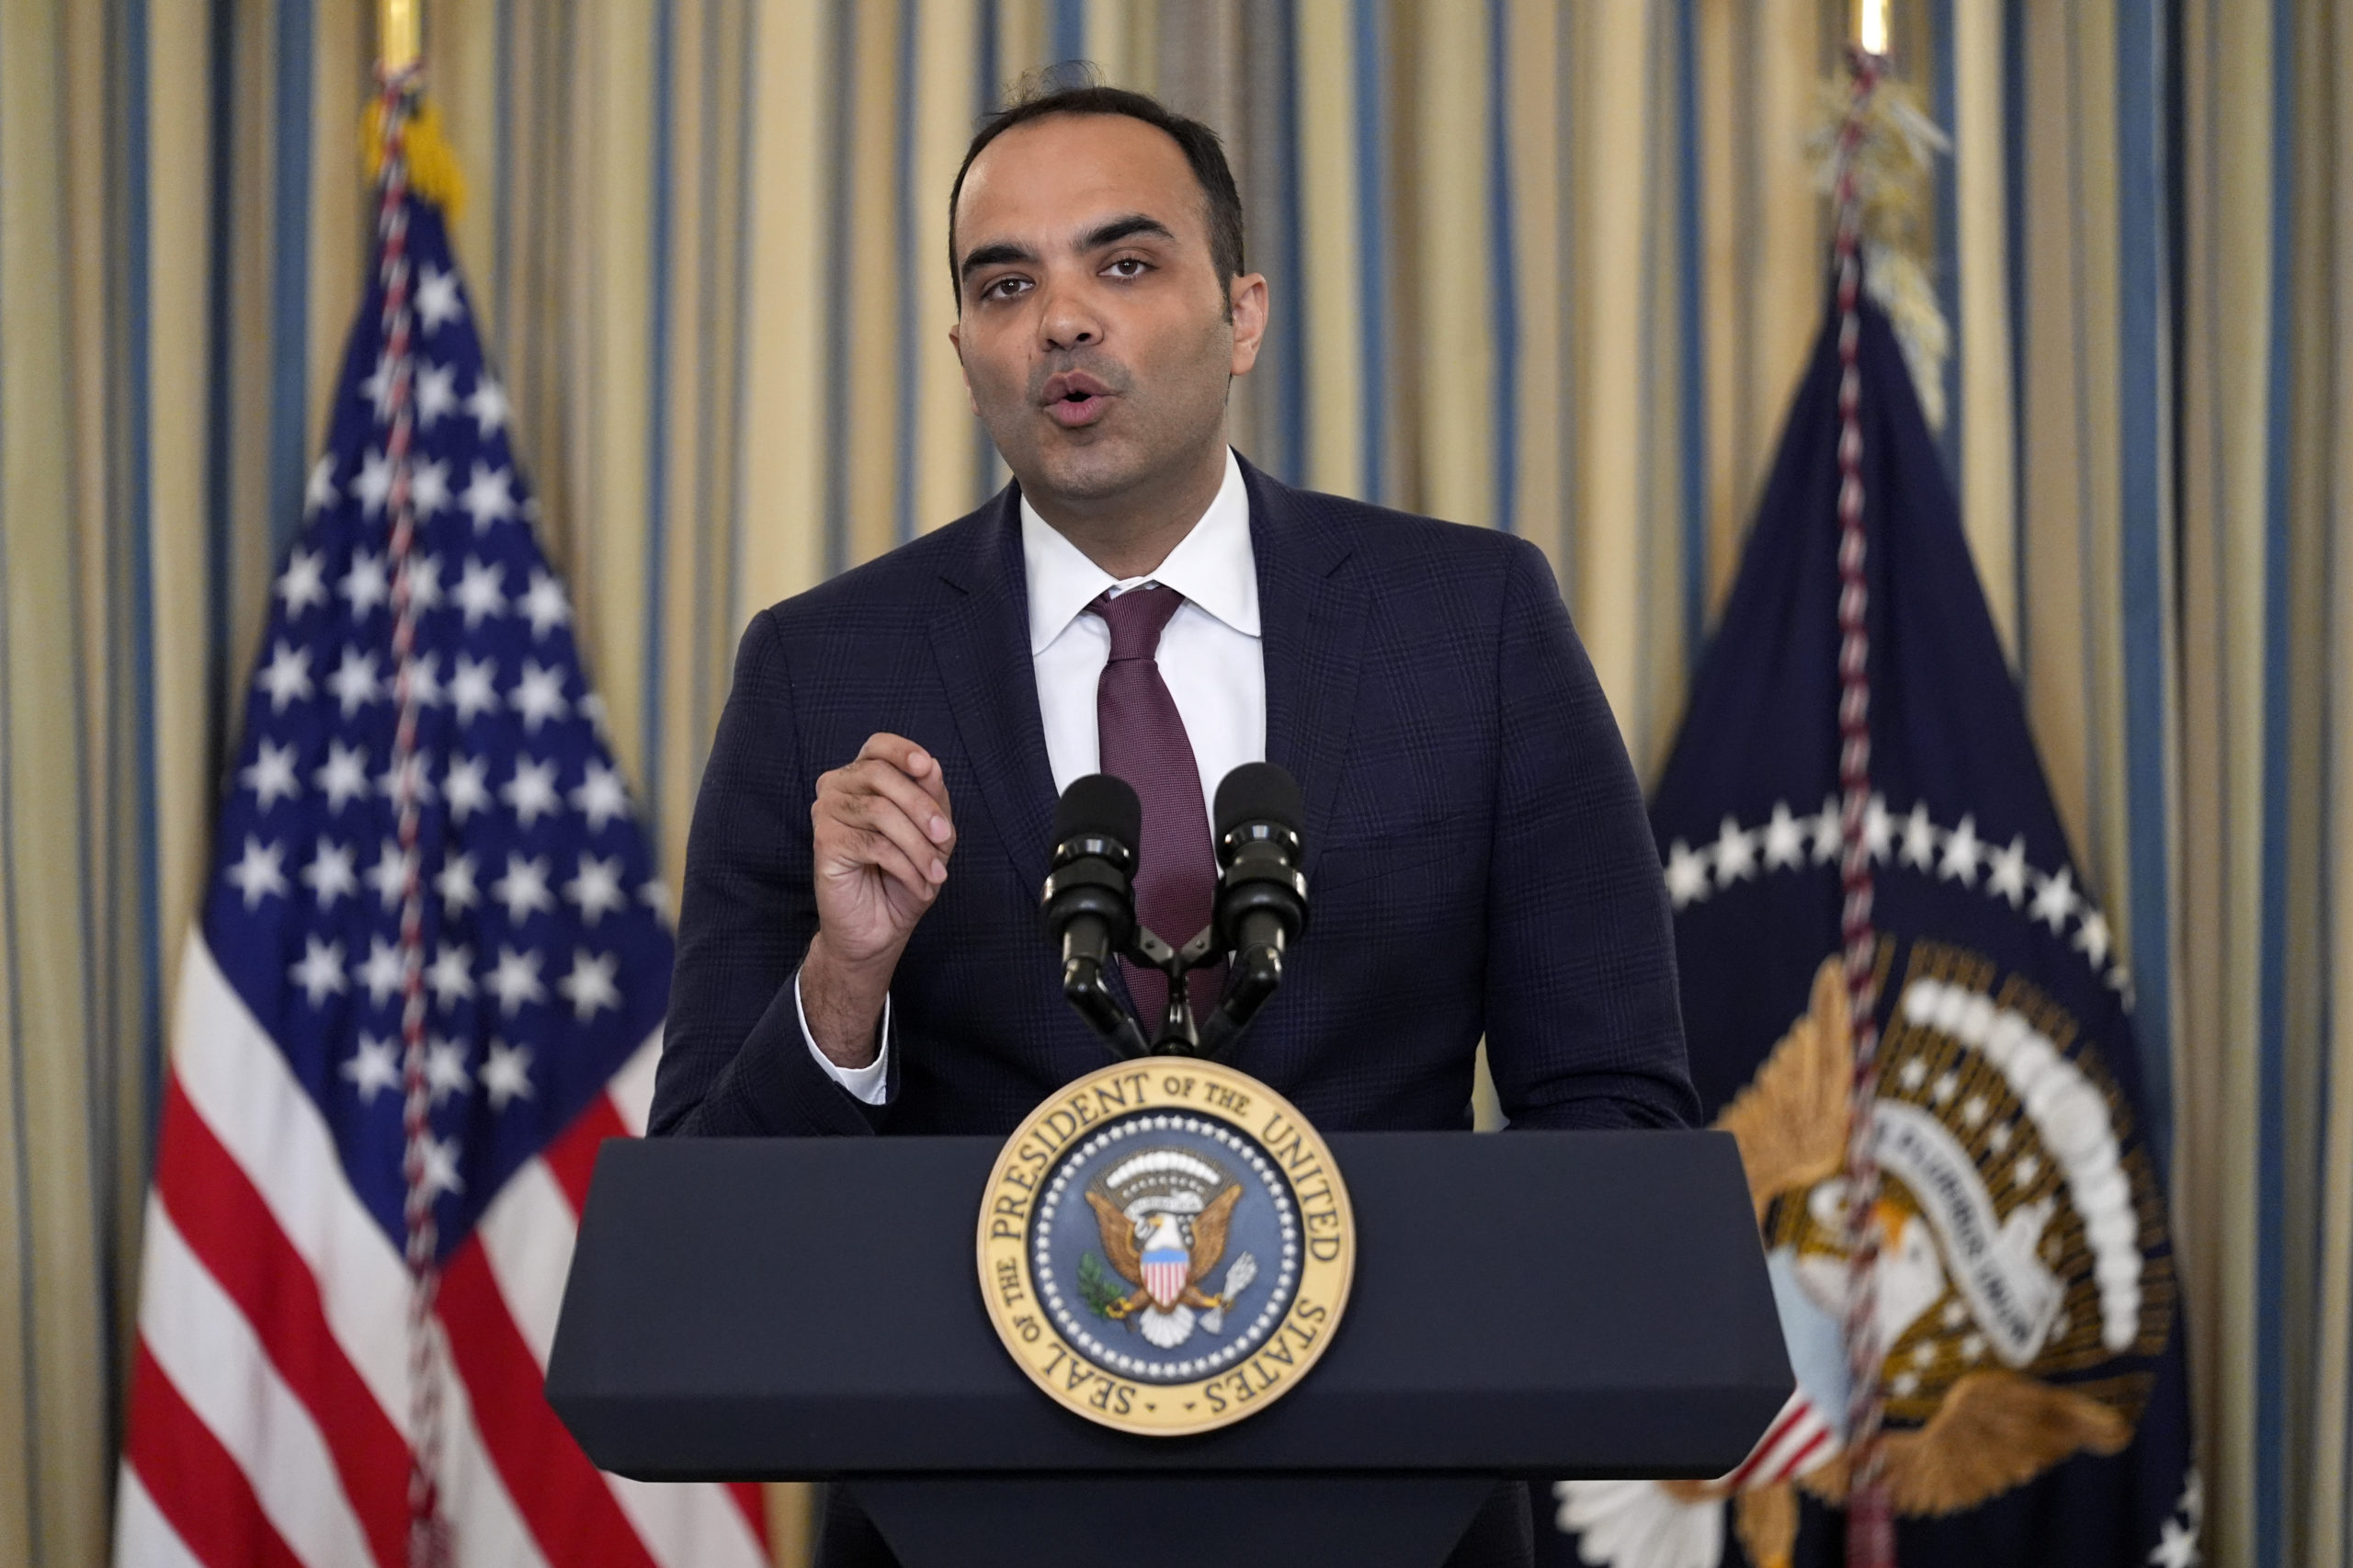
[112,86,767,1568]
[1545,293,2198,1568]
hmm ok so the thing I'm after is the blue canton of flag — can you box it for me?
[212,196,665,1267]
[1543,300,2198,1568]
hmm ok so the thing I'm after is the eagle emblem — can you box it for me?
[1081,1148,1260,1349]
[1557,952,2170,1568]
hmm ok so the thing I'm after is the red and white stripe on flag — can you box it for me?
[114,936,771,1568]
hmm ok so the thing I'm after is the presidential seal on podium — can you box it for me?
[977,1059,1354,1435]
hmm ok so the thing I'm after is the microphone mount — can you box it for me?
[1041,765,1310,1065]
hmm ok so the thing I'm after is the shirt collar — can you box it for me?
[1020,447,1259,655]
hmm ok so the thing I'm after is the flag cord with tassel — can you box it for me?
[1832,44,1893,1568]
[370,63,452,1568]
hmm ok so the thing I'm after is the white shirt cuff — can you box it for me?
[795,965,891,1105]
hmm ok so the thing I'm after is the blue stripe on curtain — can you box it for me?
[1350,0,1385,505]
[894,0,920,545]
[978,0,998,108]
[824,0,857,577]
[63,0,115,1453]
[1675,0,1707,663]
[2254,0,2300,1557]
[643,0,677,844]
[204,0,236,795]
[1271,0,1305,487]
[0,402,38,1556]
[269,0,314,561]
[122,0,166,1138]
[691,0,730,753]
[974,0,1000,501]
[2114,0,2173,1160]
[1484,0,1517,536]
[728,0,758,620]
[1052,0,1082,72]
[1930,0,1961,488]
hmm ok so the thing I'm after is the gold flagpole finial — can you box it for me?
[381,0,421,75]
[1852,0,1888,56]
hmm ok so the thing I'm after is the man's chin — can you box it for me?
[1019,439,1155,506]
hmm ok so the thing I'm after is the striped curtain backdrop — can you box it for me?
[1,2,2348,1566]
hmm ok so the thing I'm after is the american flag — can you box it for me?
[113,85,767,1568]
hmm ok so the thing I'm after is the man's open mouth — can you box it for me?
[1041,372,1114,428]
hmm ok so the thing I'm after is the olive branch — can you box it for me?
[1076,1251,1128,1320]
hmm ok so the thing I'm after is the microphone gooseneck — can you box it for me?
[1040,775,1152,1058]
[1197,763,1309,1060]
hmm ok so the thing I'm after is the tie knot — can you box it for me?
[1088,584,1185,662]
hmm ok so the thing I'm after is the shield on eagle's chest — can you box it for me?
[1142,1244,1188,1310]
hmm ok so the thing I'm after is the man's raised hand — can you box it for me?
[801,733,955,1067]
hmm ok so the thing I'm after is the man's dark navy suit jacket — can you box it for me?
[650,460,1697,1141]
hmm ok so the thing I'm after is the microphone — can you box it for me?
[1198,763,1309,1058]
[1040,775,1152,1059]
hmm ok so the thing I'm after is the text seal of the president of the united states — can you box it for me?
[977,1059,1355,1435]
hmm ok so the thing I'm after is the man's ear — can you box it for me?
[1227,273,1269,379]
[948,323,979,416]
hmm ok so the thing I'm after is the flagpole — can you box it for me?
[381,0,421,76]
[370,10,449,1564]
[1834,14,1894,1566]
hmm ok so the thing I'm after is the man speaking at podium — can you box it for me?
[651,81,1698,1567]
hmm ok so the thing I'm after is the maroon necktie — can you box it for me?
[1087,585,1222,1028]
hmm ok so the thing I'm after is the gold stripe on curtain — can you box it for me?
[0,1,110,1560]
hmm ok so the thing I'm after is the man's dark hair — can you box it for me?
[947,77,1246,309]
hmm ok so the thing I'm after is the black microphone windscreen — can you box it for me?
[1214,762,1303,840]
[1053,773,1142,849]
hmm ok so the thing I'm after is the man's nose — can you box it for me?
[1039,281,1102,352]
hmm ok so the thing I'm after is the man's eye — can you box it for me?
[1104,257,1149,278]
[983,277,1031,300]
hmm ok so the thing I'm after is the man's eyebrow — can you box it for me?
[1078,213,1176,251]
[958,240,1039,285]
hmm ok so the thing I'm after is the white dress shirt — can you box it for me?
[803,449,1266,1103]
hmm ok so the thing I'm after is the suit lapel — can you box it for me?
[1246,461,1365,880]
[927,488,1061,891]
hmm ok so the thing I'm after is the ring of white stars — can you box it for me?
[1661,795,2130,1004]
